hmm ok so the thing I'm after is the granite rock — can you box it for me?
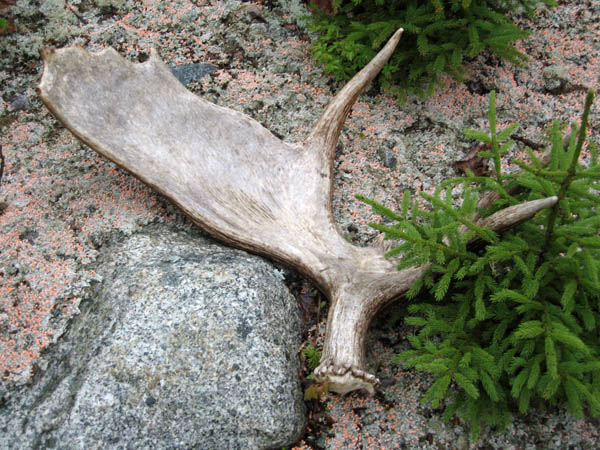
[0,226,305,450]
[170,63,218,86]
[543,64,571,94]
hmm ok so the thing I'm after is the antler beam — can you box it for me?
[37,31,556,395]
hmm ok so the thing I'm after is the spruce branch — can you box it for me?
[382,90,599,438]
[540,90,595,262]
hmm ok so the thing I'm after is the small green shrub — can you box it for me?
[308,0,555,101]
[359,90,599,439]
[302,345,329,400]
[303,344,323,372]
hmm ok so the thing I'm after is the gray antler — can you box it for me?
[37,31,556,394]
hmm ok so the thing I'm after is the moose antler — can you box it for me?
[37,31,556,394]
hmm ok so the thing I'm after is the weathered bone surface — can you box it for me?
[37,31,556,395]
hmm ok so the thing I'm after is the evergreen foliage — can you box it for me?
[303,344,323,372]
[302,345,329,400]
[308,0,555,101]
[359,91,600,438]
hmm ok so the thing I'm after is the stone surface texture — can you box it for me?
[0,226,305,450]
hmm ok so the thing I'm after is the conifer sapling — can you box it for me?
[360,90,599,439]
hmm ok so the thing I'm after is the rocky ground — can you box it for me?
[1,0,599,448]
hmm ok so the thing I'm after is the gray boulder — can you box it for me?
[0,226,305,449]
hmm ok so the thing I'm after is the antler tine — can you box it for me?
[305,28,403,154]
[479,196,558,232]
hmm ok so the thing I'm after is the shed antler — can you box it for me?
[37,31,556,395]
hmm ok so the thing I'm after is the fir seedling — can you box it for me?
[309,0,556,101]
[303,344,323,372]
[360,90,599,439]
[302,345,330,400]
